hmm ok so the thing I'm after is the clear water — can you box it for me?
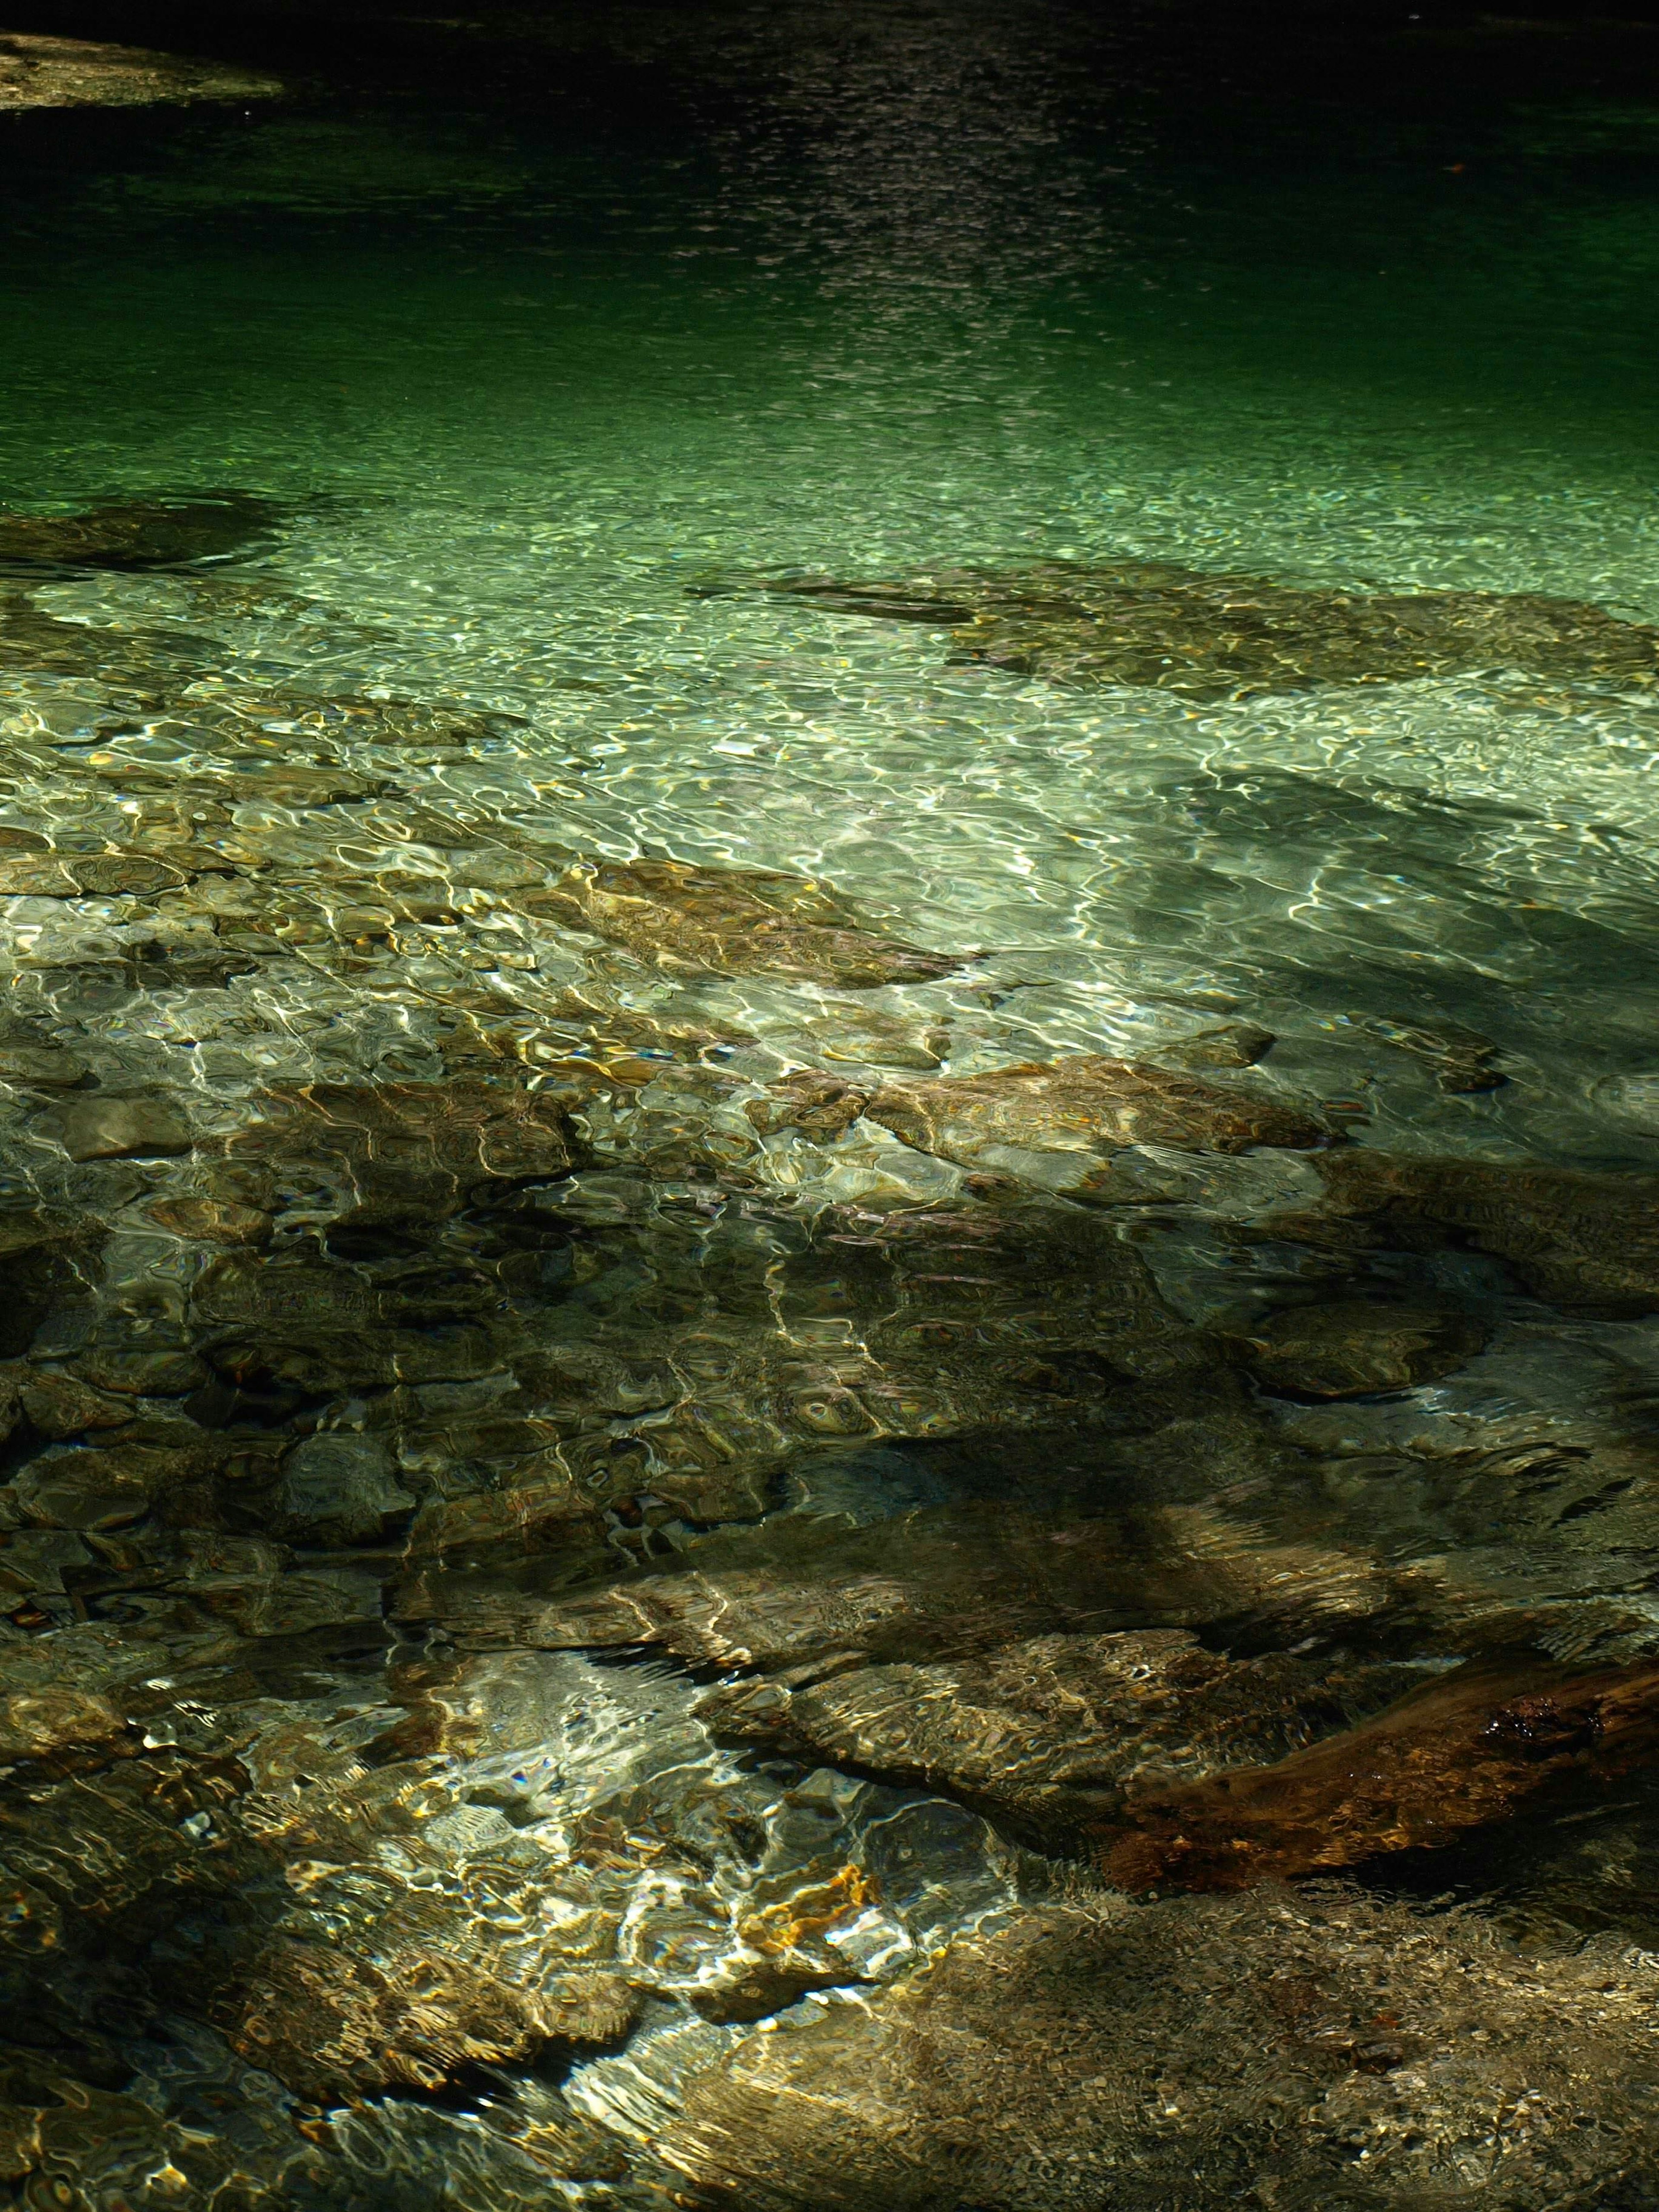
[5,6,1659,2205]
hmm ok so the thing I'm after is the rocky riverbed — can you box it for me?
[1,493,1658,2207]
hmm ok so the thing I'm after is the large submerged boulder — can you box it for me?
[741,557,1659,698]
[0,493,289,575]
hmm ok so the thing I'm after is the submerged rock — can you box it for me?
[700,1629,1415,1848]
[1358,1013,1510,1093]
[1104,1655,1659,1892]
[44,1094,193,1162]
[1226,1297,1488,1398]
[521,857,968,988]
[750,557,1659,698]
[0,33,280,112]
[853,1054,1332,1187]
[0,493,287,574]
[1277,1150,1659,1314]
[656,1893,1659,2209]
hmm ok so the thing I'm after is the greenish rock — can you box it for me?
[0,1207,104,1360]
[750,557,1659,699]
[1149,1021,1276,1071]
[67,1342,210,1398]
[1225,1298,1488,1398]
[0,1045,88,1087]
[0,492,286,574]
[1358,1013,1510,1092]
[45,1095,193,1162]
[10,1445,169,1531]
[1275,1151,1659,1315]
[276,1433,416,1541]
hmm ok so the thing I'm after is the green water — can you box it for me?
[5,6,1659,2205]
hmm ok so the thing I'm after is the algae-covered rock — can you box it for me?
[0,1045,88,1088]
[276,1431,416,1542]
[1226,1297,1488,1398]
[522,857,967,987]
[752,556,1659,699]
[1279,1150,1659,1313]
[0,493,286,573]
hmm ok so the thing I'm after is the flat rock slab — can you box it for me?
[521,857,967,988]
[750,557,1659,699]
[0,33,280,112]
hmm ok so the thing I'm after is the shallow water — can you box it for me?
[5,5,1659,2206]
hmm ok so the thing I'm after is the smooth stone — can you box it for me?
[46,1096,193,1162]
[9,1444,171,1531]
[860,1054,1333,1174]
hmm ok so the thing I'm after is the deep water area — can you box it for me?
[4,2,1659,2204]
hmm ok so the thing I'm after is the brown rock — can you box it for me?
[229,1937,638,2101]
[700,1630,1414,1846]
[1103,1656,1659,1892]
[0,852,198,899]
[17,1372,132,1438]
[861,1054,1332,1178]
[143,1196,272,1246]
[745,1070,871,1138]
[655,1894,1659,2209]
[522,858,966,988]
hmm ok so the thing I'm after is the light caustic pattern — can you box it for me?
[3,10,1659,2206]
